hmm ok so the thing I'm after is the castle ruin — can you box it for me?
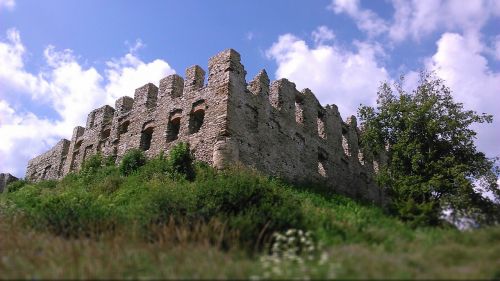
[25,49,387,204]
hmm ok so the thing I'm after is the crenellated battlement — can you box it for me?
[25,49,387,205]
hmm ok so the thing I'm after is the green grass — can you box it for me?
[1,149,499,279]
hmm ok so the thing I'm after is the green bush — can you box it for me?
[6,180,28,193]
[167,142,195,180]
[3,146,407,250]
[135,152,169,181]
[119,149,147,176]
[193,167,305,248]
[34,190,116,237]
[81,153,104,176]
[93,173,123,194]
[36,180,58,190]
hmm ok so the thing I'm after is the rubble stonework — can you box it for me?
[25,49,387,204]
[0,173,18,193]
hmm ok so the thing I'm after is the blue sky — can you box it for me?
[1,0,500,177]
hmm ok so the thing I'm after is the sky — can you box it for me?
[1,0,500,178]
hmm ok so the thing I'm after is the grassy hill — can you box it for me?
[1,149,499,279]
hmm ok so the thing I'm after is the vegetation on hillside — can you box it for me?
[1,143,500,279]
[358,72,500,227]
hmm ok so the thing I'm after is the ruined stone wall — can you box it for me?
[26,139,70,181]
[27,50,235,182]
[218,50,386,204]
[0,173,18,193]
[25,49,386,204]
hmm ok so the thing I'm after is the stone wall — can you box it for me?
[25,49,387,204]
[26,139,70,181]
[0,173,18,193]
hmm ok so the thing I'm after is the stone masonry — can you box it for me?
[25,49,387,204]
[0,173,18,193]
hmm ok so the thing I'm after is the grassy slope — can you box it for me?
[1,159,499,279]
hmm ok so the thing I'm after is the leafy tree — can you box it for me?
[358,71,500,227]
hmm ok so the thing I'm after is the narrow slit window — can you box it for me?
[70,140,82,171]
[342,128,350,157]
[295,96,304,124]
[318,111,326,139]
[318,149,328,178]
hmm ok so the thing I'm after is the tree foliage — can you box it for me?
[358,71,500,227]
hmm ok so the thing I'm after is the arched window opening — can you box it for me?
[74,140,83,151]
[189,109,205,134]
[119,121,130,134]
[167,114,181,142]
[83,144,93,162]
[42,165,51,179]
[189,100,206,134]
[140,127,154,151]
[101,129,111,139]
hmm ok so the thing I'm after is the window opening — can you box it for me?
[140,127,154,151]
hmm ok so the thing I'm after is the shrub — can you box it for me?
[36,180,58,190]
[94,173,123,194]
[81,153,104,176]
[6,180,28,193]
[34,190,116,237]
[104,155,117,167]
[167,142,195,180]
[119,149,147,176]
[193,167,305,249]
[136,152,170,181]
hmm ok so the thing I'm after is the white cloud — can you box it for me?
[312,26,335,46]
[427,32,500,158]
[0,100,60,176]
[105,53,173,100]
[126,39,145,54]
[266,33,389,118]
[329,0,500,43]
[0,0,15,11]
[0,28,46,99]
[325,0,500,159]
[0,28,175,177]
[328,0,388,37]
[389,0,499,42]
